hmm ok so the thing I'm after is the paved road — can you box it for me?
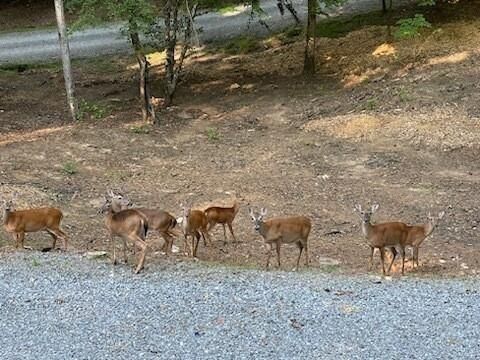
[0,252,478,359]
[0,0,416,64]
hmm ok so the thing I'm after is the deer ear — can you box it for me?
[354,204,362,213]
[248,207,254,216]
[260,207,267,216]
[371,204,379,213]
[438,211,445,219]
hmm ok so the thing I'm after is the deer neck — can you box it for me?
[258,221,269,239]
[424,221,435,237]
[361,221,374,238]
[233,202,240,216]
[3,208,12,225]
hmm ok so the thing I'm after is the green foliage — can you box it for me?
[365,98,377,110]
[66,0,156,35]
[218,4,238,14]
[131,124,151,134]
[206,127,220,141]
[394,14,432,39]
[316,11,387,38]
[222,36,261,54]
[78,100,109,120]
[397,87,411,102]
[418,0,436,6]
[62,161,78,175]
[31,258,41,267]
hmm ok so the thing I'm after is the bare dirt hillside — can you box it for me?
[0,2,479,277]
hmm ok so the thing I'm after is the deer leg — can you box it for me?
[368,247,374,271]
[161,233,173,256]
[399,246,406,275]
[379,247,386,275]
[414,246,420,267]
[122,237,128,264]
[49,228,68,251]
[304,240,309,267]
[194,232,202,258]
[12,233,19,249]
[183,234,188,256]
[227,223,237,244]
[276,241,281,268]
[47,232,57,250]
[222,224,227,244]
[133,236,148,274]
[203,229,212,247]
[265,243,273,270]
[18,232,25,250]
[387,247,397,274]
[111,234,117,265]
[294,242,303,271]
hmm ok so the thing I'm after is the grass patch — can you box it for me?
[206,127,220,141]
[31,258,41,267]
[316,11,390,38]
[222,36,261,54]
[218,5,238,14]
[62,161,78,176]
[78,100,109,120]
[131,124,151,134]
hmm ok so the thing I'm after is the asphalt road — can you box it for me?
[0,0,416,64]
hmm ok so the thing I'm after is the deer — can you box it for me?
[248,207,311,271]
[108,191,180,255]
[354,204,446,275]
[204,200,240,244]
[99,192,149,274]
[1,193,68,251]
[181,204,211,258]
[388,211,445,269]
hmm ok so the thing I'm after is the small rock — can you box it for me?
[229,83,241,90]
[86,251,108,259]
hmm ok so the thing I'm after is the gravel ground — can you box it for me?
[0,252,479,360]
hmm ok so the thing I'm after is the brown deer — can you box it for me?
[108,191,180,255]
[2,193,68,251]
[181,204,211,258]
[387,211,445,270]
[354,204,445,275]
[204,200,240,244]
[249,207,311,271]
[99,192,148,274]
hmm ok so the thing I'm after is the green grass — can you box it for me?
[78,100,109,120]
[218,5,238,14]
[62,161,78,176]
[206,127,220,141]
[130,124,151,134]
[222,36,261,55]
[316,11,390,38]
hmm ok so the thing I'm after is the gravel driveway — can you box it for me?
[0,252,478,359]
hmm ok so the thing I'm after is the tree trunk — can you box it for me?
[303,0,316,74]
[130,32,155,123]
[164,0,179,107]
[53,0,78,121]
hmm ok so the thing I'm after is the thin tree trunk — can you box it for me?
[130,32,155,123]
[164,0,179,107]
[53,0,78,121]
[303,0,316,74]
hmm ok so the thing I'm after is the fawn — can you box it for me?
[181,204,211,258]
[99,192,148,274]
[2,193,68,251]
[249,207,311,271]
[204,200,240,244]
